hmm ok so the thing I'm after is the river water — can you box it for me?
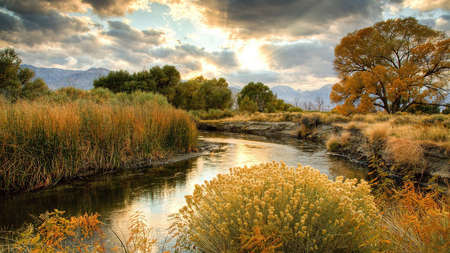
[0,132,368,250]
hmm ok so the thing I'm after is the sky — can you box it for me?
[0,0,450,90]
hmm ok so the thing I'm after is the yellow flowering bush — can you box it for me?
[171,161,379,252]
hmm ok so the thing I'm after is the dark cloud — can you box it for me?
[0,11,19,31]
[104,21,166,50]
[0,0,142,17]
[193,0,384,39]
[0,10,91,46]
[82,0,137,17]
[442,15,450,21]
[0,0,85,15]
[387,0,403,4]
[20,11,90,33]
[260,41,335,77]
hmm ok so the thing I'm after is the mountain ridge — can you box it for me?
[23,64,110,90]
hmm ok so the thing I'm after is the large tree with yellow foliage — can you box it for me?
[330,17,450,114]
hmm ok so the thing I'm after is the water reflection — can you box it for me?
[0,132,369,249]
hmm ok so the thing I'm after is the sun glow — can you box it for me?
[238,41,267,70]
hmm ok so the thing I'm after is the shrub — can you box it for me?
[421,114,447,125]
[326,135,341,152]
[239,96,258,113]
[351,114,366,122]
[8,210,156,252]
[375,112,391,122]
[326,131,351,152]
[300,113,323,129]
[393,115,416,125]
[385,137,424,168]
[288,106,303,112]
[379,182,450,252]
[364,123,390,143]
[171,162,379,252]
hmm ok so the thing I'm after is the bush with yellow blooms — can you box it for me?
[170,161,379,252]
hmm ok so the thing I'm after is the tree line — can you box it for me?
[0,48,297,113]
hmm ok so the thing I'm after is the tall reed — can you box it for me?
[0,99,197,193]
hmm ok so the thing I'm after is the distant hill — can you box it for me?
[23,64,110,90]
[228,84,334,111]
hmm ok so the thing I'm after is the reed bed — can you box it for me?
[0,99,197,193]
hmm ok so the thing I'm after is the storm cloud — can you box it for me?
[0,10,92,46]
[192,0,385,39]
[0,0,145,17]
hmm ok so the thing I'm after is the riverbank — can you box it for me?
[197,113,450,186]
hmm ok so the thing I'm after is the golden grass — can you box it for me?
[0,99,198,193]
[363,122,391,143]
[385,137,425,167]
[326,131,351,152]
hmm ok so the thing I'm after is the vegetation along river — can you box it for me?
[0,132,369,250]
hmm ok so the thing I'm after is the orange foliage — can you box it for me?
[380,182,450,252]
[331,17,450,114]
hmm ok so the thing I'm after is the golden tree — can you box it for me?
[331,17,450,114]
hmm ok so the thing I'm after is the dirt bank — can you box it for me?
[197,121,300,137]
[198,120,450,184]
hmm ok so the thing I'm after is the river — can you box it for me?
[0,132,368,251]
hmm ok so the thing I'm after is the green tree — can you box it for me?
[331,17,450,115]
[0,48,49,100]
[198,77,232,110]
[173,76,232,111]
[150,65,180,102]
[270,95,292,111]
[237,82,274,112]
[238,95,258,113]
[406,104,441,114]
[93,70,131,93]
[173,78,204,110]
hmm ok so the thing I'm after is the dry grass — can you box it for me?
[364,123,391,143]
[385,137,425,168]
[0,99,198,193]
[390,125,450,143]
[326,131,351,152]
[326,135,341,152]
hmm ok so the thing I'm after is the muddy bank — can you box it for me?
[321,124,450,184]
[197,121,300,137]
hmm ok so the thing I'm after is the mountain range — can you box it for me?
[23,64,333,109]
[24,64,110,90]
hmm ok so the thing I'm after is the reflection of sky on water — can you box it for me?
[0,132,368,250]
